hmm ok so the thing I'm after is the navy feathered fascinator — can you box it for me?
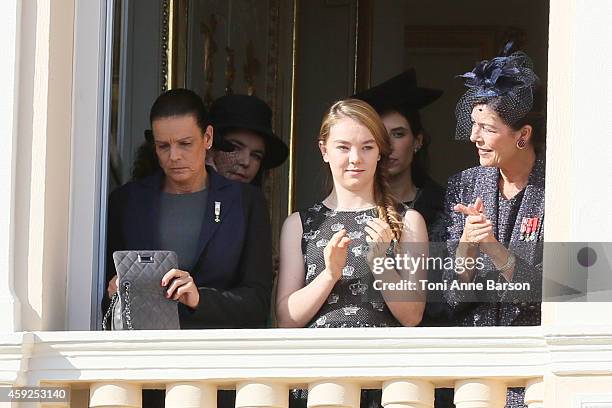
[454,42,540,139]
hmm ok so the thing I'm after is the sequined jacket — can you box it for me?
[443,157,545,326]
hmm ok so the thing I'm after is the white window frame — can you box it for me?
[66,0,115,330]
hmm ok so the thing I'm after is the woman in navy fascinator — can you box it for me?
[443,43,545,408]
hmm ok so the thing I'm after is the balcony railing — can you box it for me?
[3,326,612,407]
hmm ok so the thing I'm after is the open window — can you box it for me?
[96,0,550,329]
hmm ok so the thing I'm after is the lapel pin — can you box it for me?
[214,201,221,223]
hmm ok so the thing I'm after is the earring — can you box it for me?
[414,147,420,153]
[516,138,527,149]
[377,155,381,161]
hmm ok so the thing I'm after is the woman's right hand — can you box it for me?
[323,229,352,281]
[162,269,200,309]
[107,275,118,298]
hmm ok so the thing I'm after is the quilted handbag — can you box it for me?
[103,250,180,330]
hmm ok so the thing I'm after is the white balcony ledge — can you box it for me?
[1,326,611,388]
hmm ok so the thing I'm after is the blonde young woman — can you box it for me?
[277,98,428,326]
[276,99,427,406]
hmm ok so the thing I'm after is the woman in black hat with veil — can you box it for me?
[207,94,289,186]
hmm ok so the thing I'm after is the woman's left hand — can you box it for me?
[161,269,200,309]
[365,218,395,265]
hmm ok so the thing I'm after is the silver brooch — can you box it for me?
[214,201,221,223]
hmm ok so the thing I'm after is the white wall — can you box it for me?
[0,0,22,332]
[543,0,612,326]
[9,0,75,332]
[571,0,612,241]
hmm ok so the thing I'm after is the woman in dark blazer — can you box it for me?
[104,88,273,330]
[443,47,544,408]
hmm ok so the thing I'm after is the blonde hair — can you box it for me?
[319,98,403,241]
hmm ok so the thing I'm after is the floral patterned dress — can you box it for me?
[299,202,402,328]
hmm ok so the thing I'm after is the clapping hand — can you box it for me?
[365,218,395,267]
[323,229,352,281]
[454,197,495,246]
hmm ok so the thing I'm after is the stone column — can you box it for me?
[165,382,217,408]
[307,380,360,408]
[381,379,434,408]
[524,378,544,408]
[454,379,506,408]
[90,382,142,408]
[235,381,289,408]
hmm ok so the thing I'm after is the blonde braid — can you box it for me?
[375,169,404,242]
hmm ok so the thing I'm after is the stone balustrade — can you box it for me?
[2,326,612,407]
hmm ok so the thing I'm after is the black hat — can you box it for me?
[353,68,443,113]
[209,94,289,169]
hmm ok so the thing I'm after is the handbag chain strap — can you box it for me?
[123,281,134,330]
[101,281,134,330]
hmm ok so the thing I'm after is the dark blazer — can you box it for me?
[412,176,448,243]
[443,157,545,326]
[104,167,273,329]
[408,177,454,327]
